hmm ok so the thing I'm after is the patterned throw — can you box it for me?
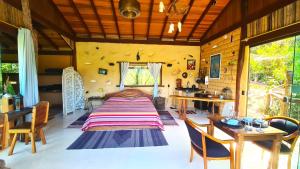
[81,97,164,131]
[67,129,168,149]
[68,110,177,128]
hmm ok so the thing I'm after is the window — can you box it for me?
[121,63,162,87]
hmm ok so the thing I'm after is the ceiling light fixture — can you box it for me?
[159,0,189,34]
[119,0,141,19]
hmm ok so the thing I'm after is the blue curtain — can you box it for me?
[18,28,39,107]
[148,63,162,97]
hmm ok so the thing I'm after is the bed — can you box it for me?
[81,89,164,131]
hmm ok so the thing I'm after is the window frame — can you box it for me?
[118,62,164,87]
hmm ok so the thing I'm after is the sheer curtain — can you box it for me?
[148,63,162,97]
[120,62,129,90]
[18,28,39,107]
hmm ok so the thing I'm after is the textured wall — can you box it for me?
[76,42,200,105]
[199,28,241,99]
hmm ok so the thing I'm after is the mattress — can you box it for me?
[82,97,164,131]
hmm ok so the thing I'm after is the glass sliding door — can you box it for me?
[289,35,300,119]
[247,37,296,118]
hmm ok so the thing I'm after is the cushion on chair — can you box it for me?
[269,119,299,136]
[185,121,230,158]
[255,140,291,153]
[192,138,230,158]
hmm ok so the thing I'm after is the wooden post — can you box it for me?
[265,92,271,115]
[21,0,38,66]
[235,0,248,112]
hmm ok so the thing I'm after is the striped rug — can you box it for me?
[67,129,168,149]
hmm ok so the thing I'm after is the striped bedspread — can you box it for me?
[82,97,164,131]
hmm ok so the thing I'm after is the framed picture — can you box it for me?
[187,59,196,70]
[98,68,108,75]
[209,54,221,79]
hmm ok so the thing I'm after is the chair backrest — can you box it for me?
[31,101,49,130]
[266,116,299,148]
[185,119,204,150]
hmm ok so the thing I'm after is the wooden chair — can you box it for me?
[185,118,234,169]
[8,101,49,155]
[254,116,300,169]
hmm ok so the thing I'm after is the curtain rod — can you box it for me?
[0,20,19,29]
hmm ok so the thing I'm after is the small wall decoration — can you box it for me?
[187,59,196,70]
[98,68,108,75]
[209,54,221,79]
[182,72,188,79]
[167,64,172,67]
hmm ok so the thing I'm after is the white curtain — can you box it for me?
[148,63,162,97]
[18,28,39,107]
[120,62,129,90]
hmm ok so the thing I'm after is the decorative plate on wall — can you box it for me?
[182,72,188,78]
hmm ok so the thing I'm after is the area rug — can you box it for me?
[176,110,197,114]
[157,111,178,125]
[68,111,178,128]
[67,113,90,128]
[67,129,168,149]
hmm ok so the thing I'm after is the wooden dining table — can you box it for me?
[207,115,287,169]
[170,95,235,119]
[1,108,33,149]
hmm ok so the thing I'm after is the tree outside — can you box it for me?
[248,36,300,120]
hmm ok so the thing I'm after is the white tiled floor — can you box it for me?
[0,109,299,169]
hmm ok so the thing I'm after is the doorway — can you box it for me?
[247,35,300,119]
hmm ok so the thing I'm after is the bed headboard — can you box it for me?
[104,89,152,100]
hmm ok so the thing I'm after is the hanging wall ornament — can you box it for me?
[136,51,140,61]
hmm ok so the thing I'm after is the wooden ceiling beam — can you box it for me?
[132,19,135,39]
[1,49,73,55]
[90,0,106,38]
[49,0,76,36]
[187,0,214,40]
[146,0,154,39]
[3,0,75,39]
[110,0,120,39]
[60,34,74,50]
[69,0,91,37]
[174,0,195,40]
[200,0,232,43]
[76,37,200,46]
[0,21,18,36]
[35,27,59,50]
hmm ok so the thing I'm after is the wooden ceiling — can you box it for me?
[0,26,72,52]
[52,0,230,42]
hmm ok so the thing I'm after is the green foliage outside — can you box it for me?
[124,66,158,86]
[1,63,19,73]
[248,36,300,120]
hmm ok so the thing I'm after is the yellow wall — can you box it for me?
[199,28,241,99]
[76,42,200,105]
[38,55,72,73]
